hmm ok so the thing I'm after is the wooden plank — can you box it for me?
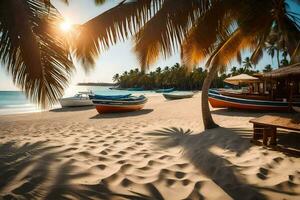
[249,115,300,132]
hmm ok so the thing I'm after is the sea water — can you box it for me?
[0,91,38,115]
[0,86,157,115]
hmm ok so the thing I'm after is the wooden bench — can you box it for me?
[249,115,300,145]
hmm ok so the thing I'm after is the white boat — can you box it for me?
[59,92,94,107]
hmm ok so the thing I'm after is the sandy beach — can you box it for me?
[0,94,299,200]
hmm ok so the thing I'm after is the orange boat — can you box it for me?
[92,95,147,114]
[208,90,300,111]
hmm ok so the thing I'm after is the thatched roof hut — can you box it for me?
[263,63,300,79]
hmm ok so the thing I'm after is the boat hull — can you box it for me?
[163,93,194,100]
[155,88,175,93]
[95,104,146,113]
[208,92,300,111]
[93,96,147,113]
[59,99,93,107]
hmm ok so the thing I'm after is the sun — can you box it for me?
[60,20,72,32]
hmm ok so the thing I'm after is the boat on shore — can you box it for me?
[127,87,144,91]
[92,95,147,113]
[59,92,94,107]
[89,94,131,100]
[155,88,175,93]
[163,92,194,100]
[208,90,300,111]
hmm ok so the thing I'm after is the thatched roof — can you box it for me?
[224,74,259,85]
[263,63,300,78]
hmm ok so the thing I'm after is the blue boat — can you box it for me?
[89,94,132,100]
[127,87,144,91]
[92,95,148,113]
[155,88,175,93]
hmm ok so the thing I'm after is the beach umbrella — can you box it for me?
[224,74,259,85]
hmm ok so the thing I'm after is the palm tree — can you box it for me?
[74,0,300,129]
[112,73,120,83]
[263,64,272,72]
[242,57,253,72]
[0,0,106,108]
[280,50,289,66]
[230,67,238,76]
[266,42,280,67]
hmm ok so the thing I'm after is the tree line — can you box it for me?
[112,58,276,90]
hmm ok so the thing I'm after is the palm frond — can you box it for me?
[181,0,234,68]
[134,0,211,70]
[0,0,73,108]
[74,0,163,68]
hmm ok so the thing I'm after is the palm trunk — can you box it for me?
[201,64,219,130]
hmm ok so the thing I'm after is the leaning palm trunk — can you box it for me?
[201,64,219,130]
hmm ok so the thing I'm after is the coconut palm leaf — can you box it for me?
[181,0,234,67]
[0,0,73,108]
[74,0,163,68]
[134,0,211,70]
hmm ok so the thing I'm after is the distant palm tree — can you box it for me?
[266,42,280,67]
[280,50,289,66]
[112,73,119,83]
[230,67,238,76]
[263,64,272,72]
[242,57,253,71]
[74,0,300,129]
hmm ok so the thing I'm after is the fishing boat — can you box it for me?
[89,94,131,100]
[155,88,175,93]
[208,91,300,111]
[127,87,144,91]
[163,92,194,100]
[92,95,147,113]
[208,63,300,111]
[59,91,94,107]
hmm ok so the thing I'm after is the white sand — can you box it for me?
[0,93,299,200]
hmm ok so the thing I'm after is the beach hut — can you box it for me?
[263,63,300,110]
[208,63,300,111]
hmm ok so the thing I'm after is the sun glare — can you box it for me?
[60,20,72,32]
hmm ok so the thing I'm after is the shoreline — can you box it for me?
[0,94,299,199]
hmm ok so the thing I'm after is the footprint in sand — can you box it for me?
[112,154,122,159]
[166,178,176,186]
[181,179,191,186]
[256,167,269,180]
[95,164,107,170]
[100,150,108,155]
[121,178,133,187]
[175,171,186,179]
[118,151,127,155]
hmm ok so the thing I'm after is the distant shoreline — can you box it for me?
[77,82,117,87]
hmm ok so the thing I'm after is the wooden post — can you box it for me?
[288,79,293,111]
[269,127,277,145]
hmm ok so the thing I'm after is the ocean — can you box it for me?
[0,86,157,116]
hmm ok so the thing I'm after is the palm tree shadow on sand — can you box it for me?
[0,141,166,200]
[145,127,299,200]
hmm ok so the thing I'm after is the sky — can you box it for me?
[0,0,298,91]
